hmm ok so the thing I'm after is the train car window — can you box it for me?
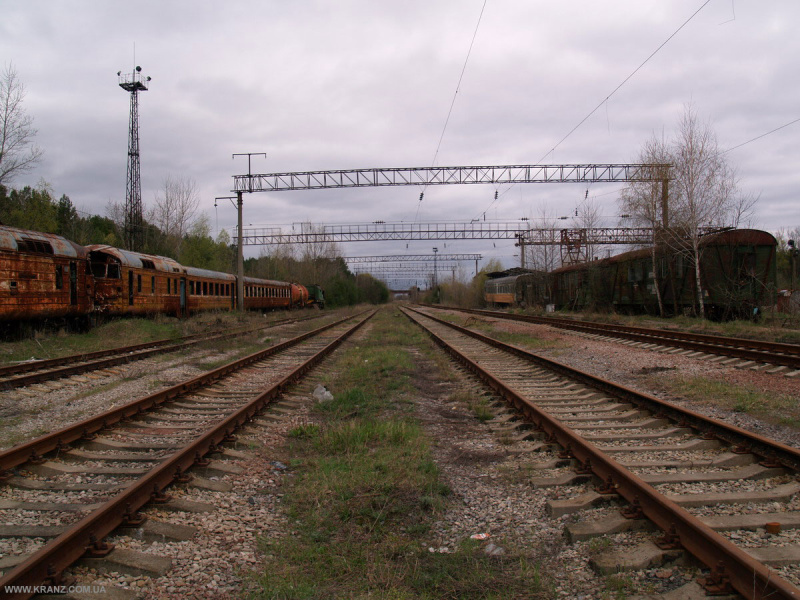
[55,265,63,289]
[137,274,142,293]
[18,238,54,254]
[190,280,195,295]
[108,263,120,278]
[151,276,155,294]
[141,259,155,270]
[167,278,171,294]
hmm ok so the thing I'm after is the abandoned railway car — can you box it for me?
[0,225,93,325]
[485,229,777,320]
[0,225,323,330]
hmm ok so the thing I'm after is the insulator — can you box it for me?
[494,190,498,200]
[419,192,424,202]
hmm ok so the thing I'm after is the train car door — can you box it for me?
[128,270,134,306]
[69,261,78,306]
[180,278,187,317]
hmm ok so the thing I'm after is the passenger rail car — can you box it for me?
[485,229,777,320]
[484,269,549,308]
[0,225,324,329]
[0,226,93,324]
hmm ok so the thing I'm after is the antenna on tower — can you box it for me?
[118,65,151,251]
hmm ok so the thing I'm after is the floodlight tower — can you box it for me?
[118,66,151,251]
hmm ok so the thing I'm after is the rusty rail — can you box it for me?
[0,314,324,390]
[0,311,363,475]
[422,304,800,369]
[403,306,800,600]
[0,310,374,599]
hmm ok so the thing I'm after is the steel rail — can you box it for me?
[0,316,317,378]
[411,306,800,469]
[0,311,363,475]
[423,305,800,369]
[0,314,323,390]
[403,306,800,600]
[0,310,375,599]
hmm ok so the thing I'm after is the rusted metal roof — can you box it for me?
[243,276,291,286]
[85,245,183,272]
[184,266,235,281]
[0,225,86,258]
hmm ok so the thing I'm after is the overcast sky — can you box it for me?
[2,0,798,283]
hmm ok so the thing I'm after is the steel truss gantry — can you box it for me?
[345,253,482,264]
[237,223,657,246]
[232,163,670,193]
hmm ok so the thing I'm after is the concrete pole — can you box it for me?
[236,191,244,311]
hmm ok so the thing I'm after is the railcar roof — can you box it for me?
[549,228,776,275]
[0,225,86,258]
[487,275,523,285]
[183,266,236,281]
[242,276,291,286]
[85,245,183,272]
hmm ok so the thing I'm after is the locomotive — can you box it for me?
[485,229,777,320]
[0,225,324,329]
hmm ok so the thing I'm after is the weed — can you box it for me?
[287,423,320,439]
[250,307,548,599]
[669,376,794,427]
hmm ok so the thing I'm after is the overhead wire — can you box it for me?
[535,0,712,163]
[473,0,712,221]
[415,0,488,222]
[718,117,800,155]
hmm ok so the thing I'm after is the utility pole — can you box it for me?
[232,153,266,311]
[790,239,798,297]
[516,233,527,269]
[118,66,151,252]
[432,247,438,289]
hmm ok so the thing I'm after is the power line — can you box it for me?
[536,0,712,163]
[719,117,800,155]
[416,0,488,221]
[474,0,711,221]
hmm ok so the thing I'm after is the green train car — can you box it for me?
[485,229,777,320]
[549,229,777,320]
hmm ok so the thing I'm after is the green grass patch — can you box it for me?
[669,376,799,426]
[251,307,548,599]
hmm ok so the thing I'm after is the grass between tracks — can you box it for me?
[669,376,800,427]
[251,307,547,600]
[0,310,281,365]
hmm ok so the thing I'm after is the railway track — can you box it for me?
[0,309,374,599]
[422,305,800,374]
[0,313,324,391]
[404,305,800,600]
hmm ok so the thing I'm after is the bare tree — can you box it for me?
[526,203,561,273]
[619,133,671,316]
[621,105,755,318]
[575,195,602,261]
[153,174,199,254]
[671,105,747,317]
[0,64,44,186]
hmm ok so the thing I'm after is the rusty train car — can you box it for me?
[0,225,322,330]
[485,229,777,320]
[0,226,94,322]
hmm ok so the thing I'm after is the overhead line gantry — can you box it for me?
[228,162,671,305]
[233,163,670,193]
